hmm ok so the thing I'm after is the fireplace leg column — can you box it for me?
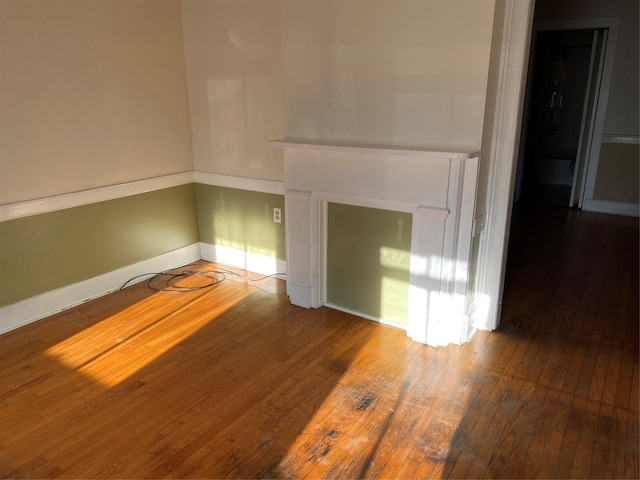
[284,189,320,308]
[408,206,451,346]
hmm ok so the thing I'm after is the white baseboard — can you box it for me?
[0,242,287,336]
[582,199,639,217]
[0,244,201,336]
[199,243,287,277]
[324,302,407,332]
[288,283,314,309]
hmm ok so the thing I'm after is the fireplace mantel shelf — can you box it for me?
[269,138,480,160]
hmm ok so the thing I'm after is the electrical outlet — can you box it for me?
[273,207,282,223]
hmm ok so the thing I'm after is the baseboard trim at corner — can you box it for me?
[324,302,408,332]
[0,244,201,336]
[582,200,639,217]
[199,243,287,277]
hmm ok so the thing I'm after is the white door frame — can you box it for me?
[477,9,619,332]
[473,0,534,332]
[571,28,607,208]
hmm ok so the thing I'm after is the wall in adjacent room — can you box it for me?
[534,0,639,204]
[535,0,639,137]
[593,143,640,204]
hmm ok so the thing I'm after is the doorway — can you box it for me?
[468,5,623,334]
[515,27,609,208]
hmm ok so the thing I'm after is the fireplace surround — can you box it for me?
[270,139,480,346]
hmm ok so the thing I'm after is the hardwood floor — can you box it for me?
[0,204,637,478]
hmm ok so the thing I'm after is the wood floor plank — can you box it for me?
[537,324,564,388]
[443,371,502,478]
[479,377,532,478]
[535,389,572,478]
[589,336,612,403]
[570,398,600,478]
[616,340,636,410]
[463,374,521,478]
[589,403,615,478]
[398,365,478,479]
[625,409,639,479]
[499,383,548,478]
[574,334,601,400]
[552,394,586,478]
[549,331,576,392]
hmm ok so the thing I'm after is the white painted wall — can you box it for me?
[181,0,285,181]
[280,0,496,151]
[0,0,194,204]
[181,0,496,179]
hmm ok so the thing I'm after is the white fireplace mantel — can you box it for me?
[269,138,480,346]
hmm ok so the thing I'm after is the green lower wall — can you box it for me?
[3,182,414,326]
[195,184,286,260]
[0,184,199,307]
[327,203,412,326]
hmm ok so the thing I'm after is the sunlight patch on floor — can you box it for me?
[45,287,248,388]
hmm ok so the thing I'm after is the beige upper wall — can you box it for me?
[280,0,496,150]
[0,0,193,205]
[535,0,639,136]
[181,0,496,180]
[181,0,285,181]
